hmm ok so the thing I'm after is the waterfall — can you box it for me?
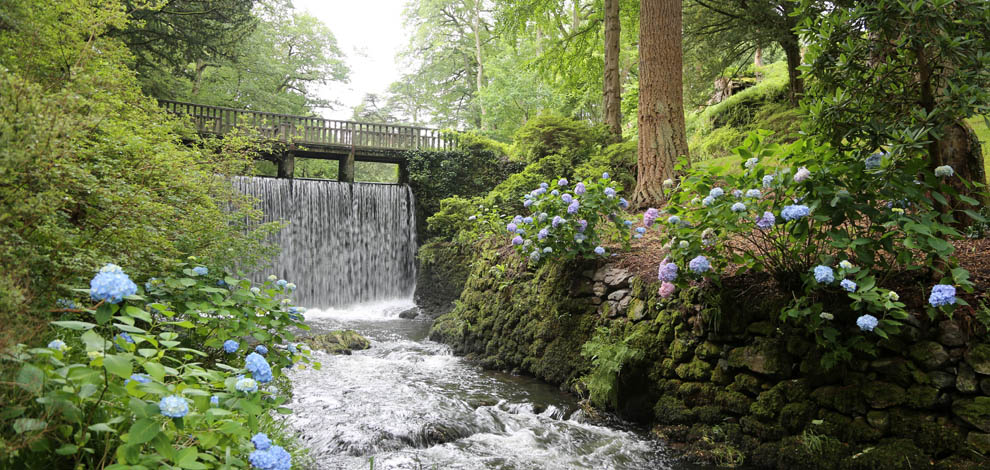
[233,177,417,308]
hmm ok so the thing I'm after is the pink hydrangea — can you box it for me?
[659,282,676,298]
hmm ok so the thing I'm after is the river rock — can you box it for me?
[305,330,371,355]
[964,343,990,375]
[910,341,949,370]
[398,307,421,319]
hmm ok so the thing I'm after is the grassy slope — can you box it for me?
[968,116,990,181]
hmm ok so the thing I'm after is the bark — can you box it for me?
[779,31,804,106]
[603,0,622,142]
[633,0,689,207]
[472,1,486,129]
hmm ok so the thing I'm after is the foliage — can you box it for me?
[1,263,315,468]
[505,173,633,265]
[407,146,523,239]
[573,140,639,193]
[654,132,983,367]
[579,327,643,408]
[510,114,607,164]
[798,0,990,159]
[0,0,279,348]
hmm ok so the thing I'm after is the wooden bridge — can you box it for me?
[160,100,456,182]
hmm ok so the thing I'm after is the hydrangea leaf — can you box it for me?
[126,418,159,445]
[51,321,96,331]
[103,354,132,379]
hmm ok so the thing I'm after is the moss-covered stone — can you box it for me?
[964,343,990,375]
[811,385,867,415]
[694,405,724,424]
[953,397,990,432]
[779,402,816,433]
[740,415,785,441]
[727,338,790,377]
[861,381,906,409]
[905,385,939,409]
[668,338,694,363]
[730,373,763,396]
[654,395,690,424]
[966,432,990,454]
[933,455,989,470]
[750,384,787,421]
[869,357,917,387]
[747,321,776,336]
[710,360,733,385]
[716,390,754,415]
[695,341,721,361]
[910,341,950,370]
[889,409,964,455]
[838,439,927,470]
[776,434,847,470]
[305,330,371,354]
[676,358,713,381]
[866,411,889,433]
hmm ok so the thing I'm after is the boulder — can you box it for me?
[910,341,949,370]
[727,338,789,377]
[602,267,632,287]
[607,289,629,301]
[398,307,421,319]
[964,343,990,375]
[305,330,371,355]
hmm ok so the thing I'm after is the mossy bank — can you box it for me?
[430,250,990,469]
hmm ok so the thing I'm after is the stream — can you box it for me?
[284,299,695,470]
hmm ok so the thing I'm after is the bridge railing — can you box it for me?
[159,100,456,151]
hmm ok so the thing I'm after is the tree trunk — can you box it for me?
[603,0,622,142]
[780,31,804,106]
[633,0,688,207]
[472,2,487,130]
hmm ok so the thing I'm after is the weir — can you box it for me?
[233,176,417,307]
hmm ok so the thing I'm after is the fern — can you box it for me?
[579,327,644,408]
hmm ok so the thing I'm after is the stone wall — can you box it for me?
[430,254,990,469]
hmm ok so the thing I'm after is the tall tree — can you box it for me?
[632,0,688,206]
[603,0,622,141]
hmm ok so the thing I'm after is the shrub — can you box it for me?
[573,140,639,193]
[510,114,607,164]
[651,131,983,367]
[503,172,634,265]
[1,262,315,468]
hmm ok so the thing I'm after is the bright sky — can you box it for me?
[293,0,409,119]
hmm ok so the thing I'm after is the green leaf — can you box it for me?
[51,321,96,330]
[104,354,133,379]
[125,306,153,323]
[126,419,160,445]
[175,446,199,467]
[143,362,166,382]
[80,329,106,351]
[168,320,195,329]
[15,364,44,395]
[113,323,147,334]
[179,278,197,287]
[12,418,47,434]
[55,444,79,455]
[95,303,114,325]
[89,422,118,433]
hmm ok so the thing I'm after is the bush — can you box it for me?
[1,263,315,469]
[651,131,983,367]
[574,140,639,193]
[510,115,607,164]
[502,172,634,264]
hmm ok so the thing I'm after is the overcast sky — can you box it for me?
[293,0,410,119]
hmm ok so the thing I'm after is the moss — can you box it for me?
[676,359,713,381]
[868,358,917,387]
[727,338,790,377]
[776,434,847,470]
[838,439,927,470]
[305,330,371,354]
[750,384,788,421]
[952,397,990,432]
[964,343,990,375]
[965,432,990,455]
[909,341,950,370]
[861,381,906,409]
[654,395,690,424]
[716,390,754,415]
[747,321,775,336]
[889,410,964,455]
[934,455,990,470]
[779,402,816,433]
[668,339,694,363]
[695,341,721,361]
[811,385,867,415]
[740,415,785,441]
[730,373,763,396]
[695,405,724,425]
[905,385,939,409]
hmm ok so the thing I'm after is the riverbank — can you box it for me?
[428,240,990,469]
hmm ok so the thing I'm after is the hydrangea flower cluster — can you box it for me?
[235,376,258,393]
[192,266,208,276]
[793,167,811,182]
[594,246,606,255]
[658,282,675,298]
[856,314,878,332]
[126,374,151,385]
[780,205,810,221]
[276,279,288,288]
[90,264,137,304]
[56,298,78,309]
[865,153,883,169]
[210,395,220,406]
[755,211,775,230]
[689,256,711,273]
[223,340,239,353]
[928,284,956,307]
[762,175,774,188]
[158,395,189,418]
[745,189,761,199]
[48,339,67,351]
[255,345,268,355]
[745,157,759,169]
[248,432,291,470]
[840,279,857,292]
[658,262,678,282]
[245,352,273,383]
[731,202,746,213]
[934,165,954,177]
[643,208,660,227]
[813,265,834,284]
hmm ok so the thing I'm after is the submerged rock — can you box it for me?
[305,330,371,355]
[398,307,421,319]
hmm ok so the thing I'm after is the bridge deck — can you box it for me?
[160,100,455,181]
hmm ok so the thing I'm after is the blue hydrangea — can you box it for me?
[529,250,541,263]
[523,216,534,224]
[537,228,549,240]
[56,298,78,309]
[567,200,580,214]
[235,376,258,393]
[702,196,715,207]
[561,193,573,203]
[840,279,857,292]
[762,175,774,188]
[781,205,810,221]
[276,279,288,287]
[248,444,291,470]
[577,219,588,232]
[635,227,646,234]
[551,216,565,228]
[619,197,629,209]
[558,178,568,186]
[511,235,523,246]
[126,374,151,385]
[658,263,678,282]
[602,172,610,179]
[223,340,239,353]
[550,190,559,196]
[594,246,605,255]
[192,266,208,276]
[47,339,67,351]
[928,284,956,307]
[574,233,587,243]
[114,332,134,351]
[865,153,883,169]
[245,352,273,383]
[745,157,759,169]
[604,187,616,198]
[506,222,518,233]
[856,314,878,332]
[252,432,272,450]
[287,343,298,354]
[934,165,954,177]
[512,215,523,224]
[90,264,137,304]
[731,202,746,212]
[210,395,219,406]
[689,256,711,274]
[575,182,586,195]
[255,345,268,355]
[756,211,775,230]
[709,187,724,198]
[668,215,681,225]
[813,266,834,284]
[731,189,743,198]
[158,395,189,418]
[538,212,548,222]
[745,189,761,198]
[540,182,549,189]
[524,199,534,208]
